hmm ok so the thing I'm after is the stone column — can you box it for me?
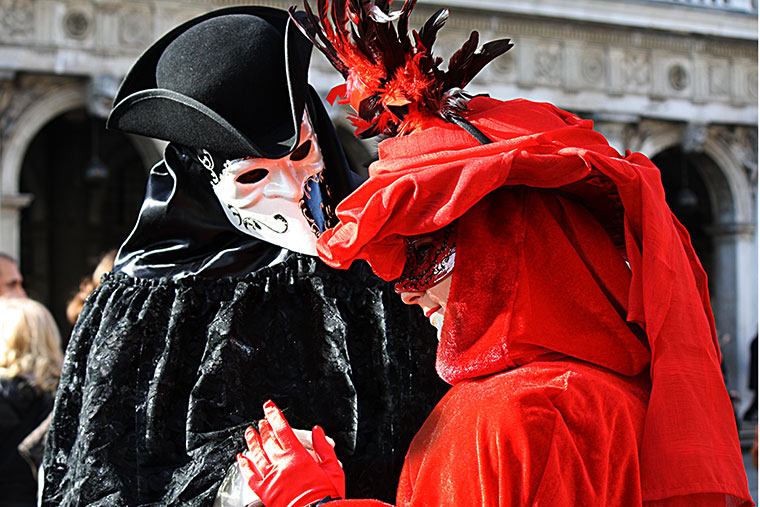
[0,193,33,260]
[706,221,756,416]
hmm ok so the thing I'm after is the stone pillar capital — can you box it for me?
[705,221,756,239]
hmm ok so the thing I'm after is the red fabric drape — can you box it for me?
[316,98,751,504]
[395,360,652,506]
[436,188,649,385]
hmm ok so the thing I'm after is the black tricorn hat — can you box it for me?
[107,6,313,159]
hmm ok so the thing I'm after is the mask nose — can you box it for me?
[399,290,424,306]
[262,161,304,201]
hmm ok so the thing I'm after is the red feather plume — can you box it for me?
[290,0,513,138]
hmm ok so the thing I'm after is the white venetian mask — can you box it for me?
[207,113,325,256]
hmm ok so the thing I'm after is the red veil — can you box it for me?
[317,97,751,504]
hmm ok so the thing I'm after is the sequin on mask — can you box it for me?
[394,224,457,293]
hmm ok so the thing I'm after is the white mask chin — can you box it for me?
[207,113,325,256]
[430,312,445,341]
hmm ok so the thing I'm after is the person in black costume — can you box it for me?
[41,7,446,506]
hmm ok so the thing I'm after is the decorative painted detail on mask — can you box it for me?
[198,149,220,184]
[208,112,328,256]
[225,204,289,234]
[300,170,337,237]
[394,223,457,293]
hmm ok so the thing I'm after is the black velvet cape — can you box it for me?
[43,258,445,506]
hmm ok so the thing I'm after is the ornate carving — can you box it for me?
[0,0,34,39]
[489,50,515,77]
[622,51,651,92]
[533,42,562,86]
[580,49,606,86]
[682,122,708,153]
[668,64,690,91]
[64,8,91,39]
[118,5,153,47]
[708,61,731,95]
[715,126,759,185]
[0,75,78,142]
[746,69,758,100]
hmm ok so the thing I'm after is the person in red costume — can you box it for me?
[235,1,754,505]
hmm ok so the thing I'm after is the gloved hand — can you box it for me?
[237,400,345,507]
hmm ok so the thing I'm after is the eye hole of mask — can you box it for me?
[236,168,270,184]
[289,140,312,162]
[411,238,433,265]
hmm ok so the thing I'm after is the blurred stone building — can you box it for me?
[0,0,756,424]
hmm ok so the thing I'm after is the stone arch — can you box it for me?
[0,84,160,259]
[636,122,744,227]
[702,133,758,419]
[637,120,756,411]
[702,134,754,225]
[1,85,88,259]
[2,85,87,196]
[2,84,160,195]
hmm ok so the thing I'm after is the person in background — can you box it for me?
[65,249,116,325]
[0,253,26,298]
[0,298,62,507]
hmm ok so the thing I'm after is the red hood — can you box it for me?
[317,97,750,504]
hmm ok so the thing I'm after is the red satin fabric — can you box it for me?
[316,98,751,505]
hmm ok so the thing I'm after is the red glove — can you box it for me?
[237,400,345,507]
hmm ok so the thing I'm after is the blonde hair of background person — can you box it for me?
[66,249,116,325]
[0,298,63,392]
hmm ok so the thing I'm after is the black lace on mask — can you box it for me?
[394,223,457,293]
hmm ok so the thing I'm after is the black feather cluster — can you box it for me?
[290,0,513,138]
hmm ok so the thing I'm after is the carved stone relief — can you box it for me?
[743,62,758,101]
[0,75,82,144]
[682,122,709,154]
[714,125,759,186]
[63,6,93,40]
[579,48,607,88]
[117,4,154,47]
[486,39,516,78]
[621,50,652,93]
[708,60,732,96]
[533,41,563,87]
[0,0,34,40]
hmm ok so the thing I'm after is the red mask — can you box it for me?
[394,223,457,294]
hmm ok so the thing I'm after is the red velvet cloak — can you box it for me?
[316,98,751,506]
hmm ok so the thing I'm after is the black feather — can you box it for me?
[418,8,448,50]
[446,31,479,86]
[396,0,416,52]
[452,38,514,89]
[292,4,348,75]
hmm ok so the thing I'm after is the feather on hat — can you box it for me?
[290,0,513,138]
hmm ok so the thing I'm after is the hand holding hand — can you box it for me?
[237,400,345,507]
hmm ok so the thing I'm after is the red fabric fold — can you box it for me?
[398,360,652,506]
[316,97,751,504]
[436,189,650,385]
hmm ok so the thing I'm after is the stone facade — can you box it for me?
[0,0,756,419]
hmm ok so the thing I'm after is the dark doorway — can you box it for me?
[652,146,714,285]
[19,108,149,343]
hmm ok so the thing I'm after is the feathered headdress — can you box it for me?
[290,0,513,139]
